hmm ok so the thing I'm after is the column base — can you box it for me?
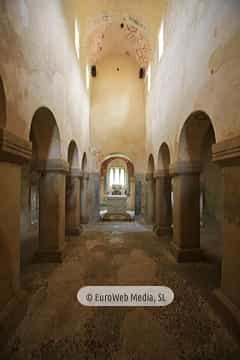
[154,225,172,236]
[0,290,28,350]
[213,289,240,338]
[80,216,89,224]
[66,226,83,236]
[170,241,203,262]
[34,250,65,263]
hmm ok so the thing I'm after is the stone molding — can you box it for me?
[82,173,89,181]
[213,135,240,166]
[0,128,32,164]
[32,159,69,173]
[135,173,145,180]
[145,173,154,181]
[69,168,83,177]
[154,169,169,178]
[170,161,201,176]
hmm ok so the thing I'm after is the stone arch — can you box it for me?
[158,143,170,170]
[99,153,136,217]
[30,107,61,161]
[23,107,62,264]
[177,111,216,162]
[100,154,134,177]
[66,141,81,236]
[172,110,222,261]
[0,76,7,128]
[68,140,79,170]
[147,154,155,174]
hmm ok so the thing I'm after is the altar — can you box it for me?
[104,195,127,213]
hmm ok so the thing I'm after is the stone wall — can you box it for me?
[0,0,89,159]
[146,0,240,163]
[90,55,146,174]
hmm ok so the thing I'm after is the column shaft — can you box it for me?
[100,176,105,201]
[145,174,154,224]
[170,162,202,262]
[0,129,31,346]
[154,171,172,235]
[0,163,21,306]
[128,176,136,211]
[66,172,82,236]
[212,136,240,329]
[80,174,89,224]
[34,160,68,263]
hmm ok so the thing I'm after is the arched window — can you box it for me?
[74,19,80,59]
[158,21,164,61]
[109,167,126,186]
[147,64,151,92]
[86,64,90,89]
[110,168,114,186]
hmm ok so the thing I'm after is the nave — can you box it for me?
[3,222,240,360]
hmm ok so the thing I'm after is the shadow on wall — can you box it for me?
[30,107,61,161]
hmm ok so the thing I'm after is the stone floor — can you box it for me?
[2,222,240,360]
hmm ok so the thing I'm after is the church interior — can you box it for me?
[0,0,240,358]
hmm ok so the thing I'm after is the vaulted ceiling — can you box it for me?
[86,14,151,68]
[63,0,167,68]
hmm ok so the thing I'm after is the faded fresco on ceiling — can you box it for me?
[85,13,151,68]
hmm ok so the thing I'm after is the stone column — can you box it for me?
[145,173,155,224]
[65,169,82,236]
[135,174,144,216]
[154,170,172,236]
[80,173,89,224]
[88,172,100,223]
[128,176,136,211]
[170,161,202,262]
[212,136,240,329]
[100,175,105,202]
[0,129,31,345]
[33,159,69,263]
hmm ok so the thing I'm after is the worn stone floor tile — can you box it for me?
[2,222,240,360]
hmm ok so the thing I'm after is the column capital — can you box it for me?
[154,169,169,178]
[32,159,69,173]
[0,128,32,164]
[83,173,89,181]
[145,173,154,181]
[69,168,83,178]
[170,161,201,176]
[213,135,240,166]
